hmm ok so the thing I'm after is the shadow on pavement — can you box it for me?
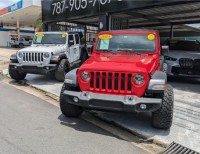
[26,74,60,86]
[92,111,170,138]
[58,113,116,138]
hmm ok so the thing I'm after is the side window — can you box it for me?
[68,35,75,46]
[75,34,80,45]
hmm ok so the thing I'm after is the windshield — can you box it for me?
[168,40,200,52]
[33,33,67,44]
[96,34,156,52]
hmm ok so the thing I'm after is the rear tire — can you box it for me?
[60,84,83,117]
[9,65,26,80]
[55,59,70,82]
[151,85,174,129]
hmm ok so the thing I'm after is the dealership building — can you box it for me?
[1,0,200,46]
[0,0,41,46]
[42,0,200,43]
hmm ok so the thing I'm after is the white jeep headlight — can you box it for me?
[44,53,50,59]
[81,71,90,82]
[133,74,145,85]
[17,52,23,59]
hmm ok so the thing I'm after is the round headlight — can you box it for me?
[81,71,90,82]
[44,53,50,59]
[133,74,145,85]
[18,52,23,59]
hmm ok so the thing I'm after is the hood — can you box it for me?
[166,50,200,59]
[18,45,67,54]
[81,52,159,73]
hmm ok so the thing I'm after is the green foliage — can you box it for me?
[34,14,43,31]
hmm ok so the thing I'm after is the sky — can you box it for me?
[0,0,18,9]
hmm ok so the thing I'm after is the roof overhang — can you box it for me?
[42,0,200,32]
[0,5,41,28]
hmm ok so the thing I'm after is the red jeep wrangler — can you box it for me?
[60,30,174,129]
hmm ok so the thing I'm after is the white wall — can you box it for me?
[33,0,41,6]
[0,31,10,47]
[22,0,33,8]
[22,0,41,8]
[0,31,34,47]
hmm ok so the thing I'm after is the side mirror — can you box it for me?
[87,45,93,56]
[161,46,169,55]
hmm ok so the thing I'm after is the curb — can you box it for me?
[92,111,169,148]
[20,80,60,102]
[1,70,59,102]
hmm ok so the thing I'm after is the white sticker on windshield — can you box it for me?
[99,40,109,50]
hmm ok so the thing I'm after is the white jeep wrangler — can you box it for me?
[9,32,89,81]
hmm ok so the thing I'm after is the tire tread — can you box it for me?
[151,84,174,129]
[60,84,83,117]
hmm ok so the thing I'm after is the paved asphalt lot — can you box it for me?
[0,75,148,154]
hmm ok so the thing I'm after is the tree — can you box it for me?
[34,14,43,32]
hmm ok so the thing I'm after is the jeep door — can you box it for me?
[74,34,81,60]
[68,34,77,63]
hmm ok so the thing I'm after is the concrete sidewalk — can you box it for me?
[0,47,17,73]
[16,74,200,153]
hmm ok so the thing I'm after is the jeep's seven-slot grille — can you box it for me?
[89,72,132,94]
[22,52,44,63]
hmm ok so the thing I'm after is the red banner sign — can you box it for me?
[0,7,8,16]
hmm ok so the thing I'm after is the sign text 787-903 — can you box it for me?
[52,0,111,15]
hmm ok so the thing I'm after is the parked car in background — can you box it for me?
[163,40,200,77]
[10,37,32,48]
[9,31,89,82]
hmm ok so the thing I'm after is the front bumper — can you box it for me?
[63,90,162,112]
[9,63,57,74]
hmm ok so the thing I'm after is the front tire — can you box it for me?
[60,84,83,117]
[9,65,26,80]
[55,59,70,82]
[151,85,174,129]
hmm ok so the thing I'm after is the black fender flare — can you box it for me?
[147,71,167,93]
[50,53,67,63]
[64,68,79,87]
[10,54,18,63]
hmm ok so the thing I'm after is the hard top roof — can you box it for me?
[99,29,158,34]
[35,31,82,34]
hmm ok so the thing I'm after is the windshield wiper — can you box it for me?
[116,49,142,55]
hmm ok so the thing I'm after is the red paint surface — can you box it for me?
[78,30,161,97]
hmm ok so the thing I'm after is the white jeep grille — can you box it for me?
[22,52,44,63]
